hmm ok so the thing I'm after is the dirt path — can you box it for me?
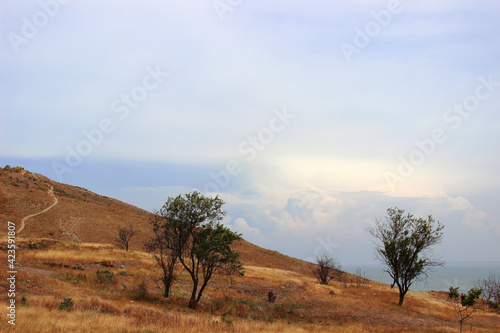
[18,184,58,234]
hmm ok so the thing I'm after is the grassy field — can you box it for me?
[1,238,499,332]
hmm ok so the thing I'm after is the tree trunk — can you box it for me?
[398,290,405,306]
[196,280,209,305]
[163,276,172,298]
[188,279,198,309]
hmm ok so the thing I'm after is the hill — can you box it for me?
[1,166,499,332]
[0,165,310,275]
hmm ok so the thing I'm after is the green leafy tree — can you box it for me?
[449,286,483,333]
[368,207,444,306]
[156,191,244,309]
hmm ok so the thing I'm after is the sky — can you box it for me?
[1,0,499,266]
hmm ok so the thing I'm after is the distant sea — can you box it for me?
[343,262,500,292]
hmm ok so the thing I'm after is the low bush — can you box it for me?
[58,297,74,311]
[487,300,499,309]
[136,280,148,301]
[95,269,115,285]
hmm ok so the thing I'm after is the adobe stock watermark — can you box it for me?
[339,0,403,63]
[203,107,294,194]
[6,222,17,326]
[7,0,72,54]
[385,74,499,192]
[443,277,463,292]
[213,0,243,21]
[304,235,341,263]
[51,65,168,182]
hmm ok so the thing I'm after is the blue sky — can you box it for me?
[1,0,499,265]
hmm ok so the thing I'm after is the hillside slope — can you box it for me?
[0,165,310,274]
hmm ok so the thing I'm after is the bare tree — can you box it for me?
[117,224,137,251]
[355,267,369,288]
[144,216,178,298]
[312,253,342,285]
[473,272,500,304]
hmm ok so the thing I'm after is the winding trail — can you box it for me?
[18,184,58,234]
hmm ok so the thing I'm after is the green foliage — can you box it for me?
[449,286,483,307]
[95,269,115,285]
[368,207,444,306]
[449,286,483,331]
[20,295,28,307]
[487,300,499,309]
[155,191,244,309]
[119,271,127,276]
[58,297,74,311]
[26,242,48,250]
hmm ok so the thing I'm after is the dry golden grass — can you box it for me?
[1,239,500,332]
[0,296,472,333]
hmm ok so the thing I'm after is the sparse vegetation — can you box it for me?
[117,224,138,251]
[21,295,29,307]
[2,169,499,332]
[135,280,148,301]
[95,269,115,285]
[0,238,499,332]
[312,253,342,285]
[58,297,75,311]
[449,286,483,333]
[473,272,500,305]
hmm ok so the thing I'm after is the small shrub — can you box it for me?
[136,280,147,300]
[20,295,28,307]
[487,300,499,309]
[49,262,58,267]
[58,297,74,311]
[27,242,45,250]
[221,313,233,325]
[96,270,115,285]
[119,271,126,276]
[57,272,87,284]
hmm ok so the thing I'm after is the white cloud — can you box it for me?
[231,218,261,236]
